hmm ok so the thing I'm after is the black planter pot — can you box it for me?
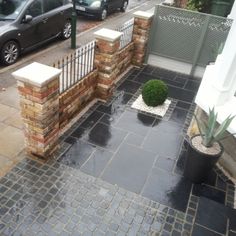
[184,135,224,184]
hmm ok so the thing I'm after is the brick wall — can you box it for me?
[117,43,134,76]
[14,11,153,158]
[58,42,134,130]
[59,70,98,129]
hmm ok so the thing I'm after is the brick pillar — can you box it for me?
[12,62,61,159]
[132,11,154,66]
[94,28,123,100]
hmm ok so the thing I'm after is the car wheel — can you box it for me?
[100,8,107,21]
[121,1,128,12]
[0,41,19,66]
[61,20,72,40]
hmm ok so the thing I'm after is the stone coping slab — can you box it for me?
[12,62,61,87]
[94,28,123,42]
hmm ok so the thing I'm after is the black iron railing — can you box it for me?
[54,40,95,94]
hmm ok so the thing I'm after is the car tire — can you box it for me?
[100,8,107,21]
[61,20,72,40]
[0,41,20,66]
[121,1,128,12]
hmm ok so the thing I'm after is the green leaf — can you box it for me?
[213,115,235,141]
[205,108,217,142]
[193,114,206,137]
[192,107,234,147]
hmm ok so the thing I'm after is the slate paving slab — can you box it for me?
[83,122,128,152]
[102,143,157,193]
[114,110,155,136]
[192,184,226,204]
[58,140,96,169]
[81,149,113,178]
[192,224,222,236]
[195,197,228,234]
[141,167,192,212]
[142,129,183,158]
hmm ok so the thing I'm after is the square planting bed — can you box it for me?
[131,95,171,117]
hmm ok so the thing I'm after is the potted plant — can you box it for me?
[184,107,235,183]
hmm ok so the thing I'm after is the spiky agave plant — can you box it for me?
[194,108,235,148]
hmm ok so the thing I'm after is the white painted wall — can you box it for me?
[195,2,236,134]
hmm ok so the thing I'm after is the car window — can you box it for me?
[0,0,27,20]
[63,0,71,4]
[26,0,43,18]
[75,0,97,4]
[43,0,63,12]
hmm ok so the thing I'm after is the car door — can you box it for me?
[18,0,44,49]
[106,0,118,12]
[112,0,120,10]
[42,0,64,40]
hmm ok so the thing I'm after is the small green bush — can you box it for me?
[142,80,168,107]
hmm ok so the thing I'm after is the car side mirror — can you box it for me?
[22,15,33,23]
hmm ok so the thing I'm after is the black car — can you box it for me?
[75,0,128,20]
[0,0,73,65]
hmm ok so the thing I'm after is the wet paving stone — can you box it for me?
[80,149,113,178]
[70,127,88,140]
[141,168,192,212]
[58,140,95,169]
[114,110,156,136]
[125,133,144,146]
[174,148,187,175]
[184,79,200,92]
[152,68,177,80]
[0,66,235,235]
[102,143,157,194]
[83,122,128,152]
[192,224,222,236]
[134,72,159,84]
[228,208,236,232]
[155,156,176,172]
[168,85,196,103]
[142,130,183,158]
[169,107,188,125]
[152,119,184,134]
[192,184,226,204]
[80,110,104,130]
[176,101,192,110]
[117,80,141,94]
[195,197,228,234]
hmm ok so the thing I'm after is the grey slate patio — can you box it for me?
[0,66,235,236]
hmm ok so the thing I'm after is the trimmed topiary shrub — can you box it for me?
[142,80,168,107]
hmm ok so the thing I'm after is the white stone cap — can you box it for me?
[133,11,154,19]
[12,62,61,87]
[94,28,123,42]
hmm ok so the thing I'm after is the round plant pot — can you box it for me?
[184,135,224,184]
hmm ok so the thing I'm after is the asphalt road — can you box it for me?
[0,0,163,88]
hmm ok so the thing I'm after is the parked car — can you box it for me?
[0,0,73,66]
[75,0,129,20]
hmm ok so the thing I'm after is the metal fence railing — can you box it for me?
[116,19,134,49]
[54,40,95,94]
